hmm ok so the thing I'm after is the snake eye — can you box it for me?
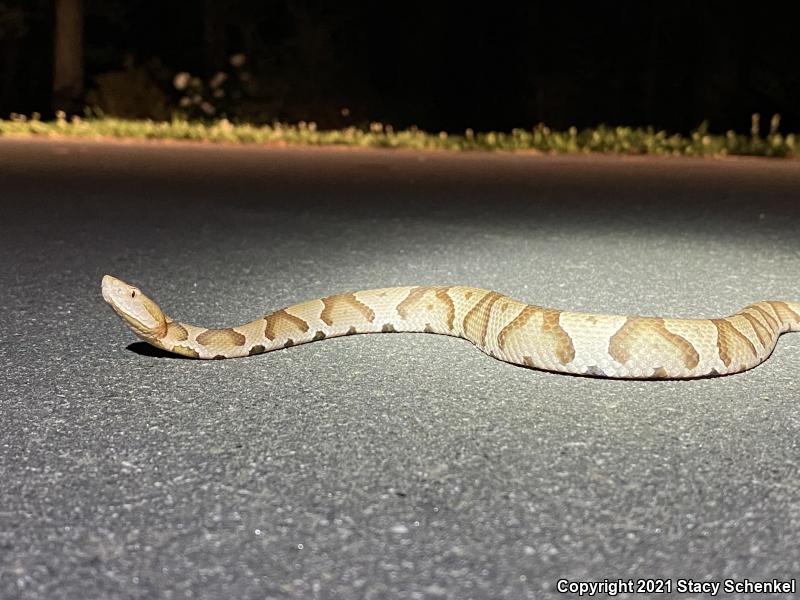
[131,290,136,298]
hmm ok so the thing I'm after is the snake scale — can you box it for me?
[102,275,799,379]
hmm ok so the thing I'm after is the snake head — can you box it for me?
[102,275,168,341]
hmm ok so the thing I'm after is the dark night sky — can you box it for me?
[4,1,800,133]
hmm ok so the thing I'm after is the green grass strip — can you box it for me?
[0,114,797,158]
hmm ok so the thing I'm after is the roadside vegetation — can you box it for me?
[0,112,796,158]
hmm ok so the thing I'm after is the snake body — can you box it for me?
[102,275,799,379]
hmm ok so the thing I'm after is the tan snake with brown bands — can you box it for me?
[101,275,799,379]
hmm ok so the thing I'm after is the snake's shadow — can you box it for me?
[125,341,736,378]
[126,342,190,359]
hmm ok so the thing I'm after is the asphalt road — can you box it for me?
[1,137,799,599]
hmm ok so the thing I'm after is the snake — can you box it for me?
[101,275,799,379]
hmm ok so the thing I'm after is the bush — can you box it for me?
[86,56,171,120]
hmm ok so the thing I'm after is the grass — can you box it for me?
[0,112,797,158]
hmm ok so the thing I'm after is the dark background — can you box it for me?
[3,1,800,133]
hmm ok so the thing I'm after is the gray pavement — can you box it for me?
[1,137,799,599]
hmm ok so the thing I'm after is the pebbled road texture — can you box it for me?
[1,137,799,599]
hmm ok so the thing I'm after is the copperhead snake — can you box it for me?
[102,275,799,379]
